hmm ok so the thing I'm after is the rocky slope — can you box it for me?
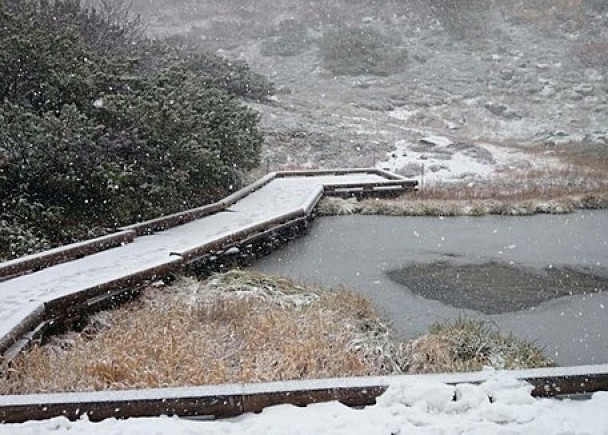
[137,0,608,182]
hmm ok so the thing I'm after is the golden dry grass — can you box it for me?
[0,271,552,395]
[319,163,608,218]
[401,319,552,374]
[0,271,396,394]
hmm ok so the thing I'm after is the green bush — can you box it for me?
[260,20,313,57]
[425,0,495,40]
[0,0,265,259]
[318,26,407,76]
[182,52,275,100]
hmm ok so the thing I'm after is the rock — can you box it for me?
[356,102,395,112]
[275,86,292,95]
[484,102,522,120]
[412,53,428,63]
[420,136,453,147]
[428,164,448,173]
[574,83,594,96]
[400,162,424,177]
[500,69,515,80]
[540,86,556,97]
[584,132,608,144]
[585,68,604,82]
[443,120,460,130]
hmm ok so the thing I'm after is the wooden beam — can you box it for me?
[2,365,608,424]
[0,231,136,280]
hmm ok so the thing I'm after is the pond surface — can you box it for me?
[252,212,608,366]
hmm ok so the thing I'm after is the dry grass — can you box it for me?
[0,271,399,394]
[0,271,553,395]
[319,164,608,217]
[402,319,552,373]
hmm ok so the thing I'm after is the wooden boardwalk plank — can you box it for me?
[1,365,607,423]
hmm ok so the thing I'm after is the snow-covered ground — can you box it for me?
[376,135,559,183]
[1,372,607,434]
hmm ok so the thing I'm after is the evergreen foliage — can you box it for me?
[318,26,408,76]
[0,0,268,259]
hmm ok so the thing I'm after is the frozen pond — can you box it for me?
[252,211,608,366]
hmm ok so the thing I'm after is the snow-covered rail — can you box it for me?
[1,364,607,423]
[0,169,417,360]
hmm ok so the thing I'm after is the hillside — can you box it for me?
[136,0,608,178]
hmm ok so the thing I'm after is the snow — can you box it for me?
[2,372,607,434]
[420,135,454,147]
[377,137,558,183]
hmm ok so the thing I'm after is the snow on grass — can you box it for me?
[401,319,551,374]
[0,271,400,394]
[1,372,608,434]
[318,186,608,218]
[376,137,543,183]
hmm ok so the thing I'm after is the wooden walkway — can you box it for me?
[0,169,416,357]
[2,169,608,424]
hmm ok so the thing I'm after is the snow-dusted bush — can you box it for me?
[318,26,408,76]
[0,0,266,258]
[402,318,551,373]
[260,20,313,57]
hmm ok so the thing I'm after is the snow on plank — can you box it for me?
[2,365,608,423]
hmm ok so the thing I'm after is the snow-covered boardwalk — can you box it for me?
[0,169,415,357]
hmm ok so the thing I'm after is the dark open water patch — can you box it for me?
[387,262,608,314]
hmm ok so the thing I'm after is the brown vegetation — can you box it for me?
[402,318,551,374]
[0,271,551,395]
[319,158,608,217]
[0,271,396,394]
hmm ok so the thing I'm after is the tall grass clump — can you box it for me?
[402,318,552,373]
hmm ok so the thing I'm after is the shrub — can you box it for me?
[0,0,265,258]
[260,20,313,57]
[424,0,496,40]
[574,41,608,68]
[182,52,275,100]
[318,26,408,76]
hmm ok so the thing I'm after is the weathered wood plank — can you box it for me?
[0,304,46,357]
[177,210,306,263]
[323,180,418,191]
[0,231,136,280]
[2,365,608,423]
[43,259,184,320]
[121,203,225,236]
[219,173,277,207]
[276,168,376,177]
